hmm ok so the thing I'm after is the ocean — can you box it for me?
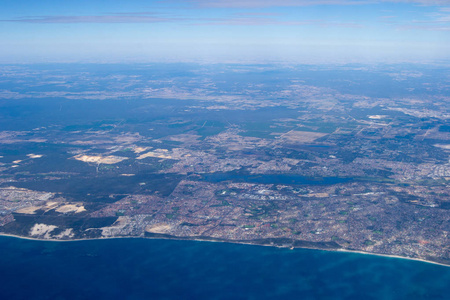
[0,236,449,299]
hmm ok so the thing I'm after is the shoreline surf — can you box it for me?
[1,232,449,268]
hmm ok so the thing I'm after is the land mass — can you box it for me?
[0,63,449,266]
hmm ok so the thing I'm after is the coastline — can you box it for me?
[1,232,449,268]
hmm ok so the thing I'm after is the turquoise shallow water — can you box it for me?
[0,236,449,300]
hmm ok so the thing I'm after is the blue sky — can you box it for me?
[1,0,449,63]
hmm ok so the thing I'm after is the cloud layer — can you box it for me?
[6,15,173,23]
[188,0,450,8]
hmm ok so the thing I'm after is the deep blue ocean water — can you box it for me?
[0,236,449,300]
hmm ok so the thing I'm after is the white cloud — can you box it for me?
[187,0,450,8]
[189,0,373,8]
[5,15,176,23]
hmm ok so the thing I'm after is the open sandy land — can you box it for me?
[281,130,327,143]
[302,192,329,198]
[137,149,172,159]
[16,206,42,214]
[16,201,59,214]
[73,154,128,164]
[55,204,86,214]
[30,223,58,239]
[165,133,200,143]
[145,223,175,234]
[16,201,82,215]
[133,146,149,153]
[29,224,74,239]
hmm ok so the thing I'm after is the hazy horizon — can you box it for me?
[1,0,450,64]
